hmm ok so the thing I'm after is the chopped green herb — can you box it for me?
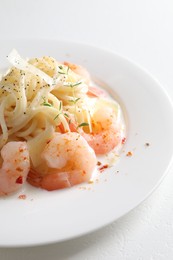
[67,66,70,74]
[69,97,80,104]
[64,113,69,118]
[41,96,53,107]
[54,113,61,120]
[43,103,52,107]
[58,65,69,75]
[71,81,82,87]
[64,81,82,88]
[58,71,66,75]
[59,101,62,111]
[78,122,89,128]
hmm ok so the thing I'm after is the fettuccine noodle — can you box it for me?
[0,50,92,166]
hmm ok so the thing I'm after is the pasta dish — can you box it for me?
[0,50,125,195]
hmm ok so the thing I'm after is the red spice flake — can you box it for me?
[18,194,26,200]
[97,161,102,166]
[82,170,86,176]
[16,176,23,184]
[126,151,133,157]
[16,167,23,172]
[122,137,126,144]
[46,140,51,144]
[99,164,109,172]
[19,148,24,152]
[66,148,72,152]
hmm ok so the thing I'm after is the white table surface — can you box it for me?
[0,0,173,259]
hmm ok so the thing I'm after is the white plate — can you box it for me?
[0,39,173,247]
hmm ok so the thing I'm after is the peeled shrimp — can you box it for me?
[63,61,91,85]
[87,85,108,97]
[81,102,122,154]
[63,62,108,97]
[0,142,30,195]
[27,132,96,191]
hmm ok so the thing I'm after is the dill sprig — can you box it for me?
[54,101,63,120]
[58,65,69,75]
[54,113,61,120]
[59,101,62,111]
[78,122,89,128]
[63,81,82,88]
[41,96,53,107]
[69,97,80,104]
[64,113,69,118]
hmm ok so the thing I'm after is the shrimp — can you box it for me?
[63,61,91,85]
[63,62,108,97]
[0,142,30,195]
[27,132,96,191]
[59,94,123,155]
[80,101,123,154]
[87,85,108,98]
